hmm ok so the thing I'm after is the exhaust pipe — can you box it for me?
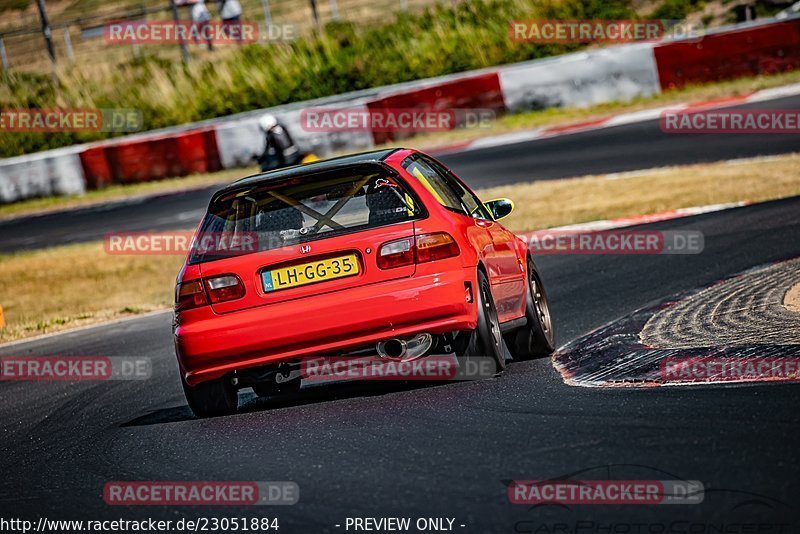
[377,338,406,358]
[376,333,433,360]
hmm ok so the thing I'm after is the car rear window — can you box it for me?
[189,166,421,264]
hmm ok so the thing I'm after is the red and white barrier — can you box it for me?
[424,82,800,155]
[498,43,660,112]
[88,127,221,187]
[366,73,506,145]
[653,18,800,89]
[1,17,798,204]
[0,146,85,203]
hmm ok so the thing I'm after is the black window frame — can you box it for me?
[403,154,492,221]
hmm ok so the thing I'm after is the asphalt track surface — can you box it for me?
[1,95,799,254]
[2,196,799,530]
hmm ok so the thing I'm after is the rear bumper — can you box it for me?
[175,267,477,385]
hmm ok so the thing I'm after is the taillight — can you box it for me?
[175,275,245,311]
[377,237,415,269]
[377,233,459,269]
[175,279,209,311]
[415,232,460,263]
[205,275,245,304]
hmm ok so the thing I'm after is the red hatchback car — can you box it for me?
[174,148,555,416]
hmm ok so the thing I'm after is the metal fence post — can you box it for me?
[309,0,320,28]
[0,37,8,71]
[329,0,339,20]
[260,0,272,26]
[36,0,56,66]
[169,0,189,64]
[63,26,75,63]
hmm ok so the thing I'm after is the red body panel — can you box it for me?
[174,148,530,386]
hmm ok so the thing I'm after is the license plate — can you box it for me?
[262,254,359,292]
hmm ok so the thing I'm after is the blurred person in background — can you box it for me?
[256,114,303,171]
[190,0,214,51]
[217,0,243,41]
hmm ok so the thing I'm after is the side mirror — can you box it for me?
[484,198,514,220]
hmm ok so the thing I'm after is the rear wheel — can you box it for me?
[510,258,555,360]
[459,270,507,372]
[181,375,238,417]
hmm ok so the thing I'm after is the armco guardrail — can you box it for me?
[1,16,798,204]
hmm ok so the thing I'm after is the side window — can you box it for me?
[403,158,467,215]
[423,157,492,220]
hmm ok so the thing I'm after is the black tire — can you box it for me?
[511,258,555,360]
[459,270,507,372]
[253,378,301,397]
[181,375,238,417]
